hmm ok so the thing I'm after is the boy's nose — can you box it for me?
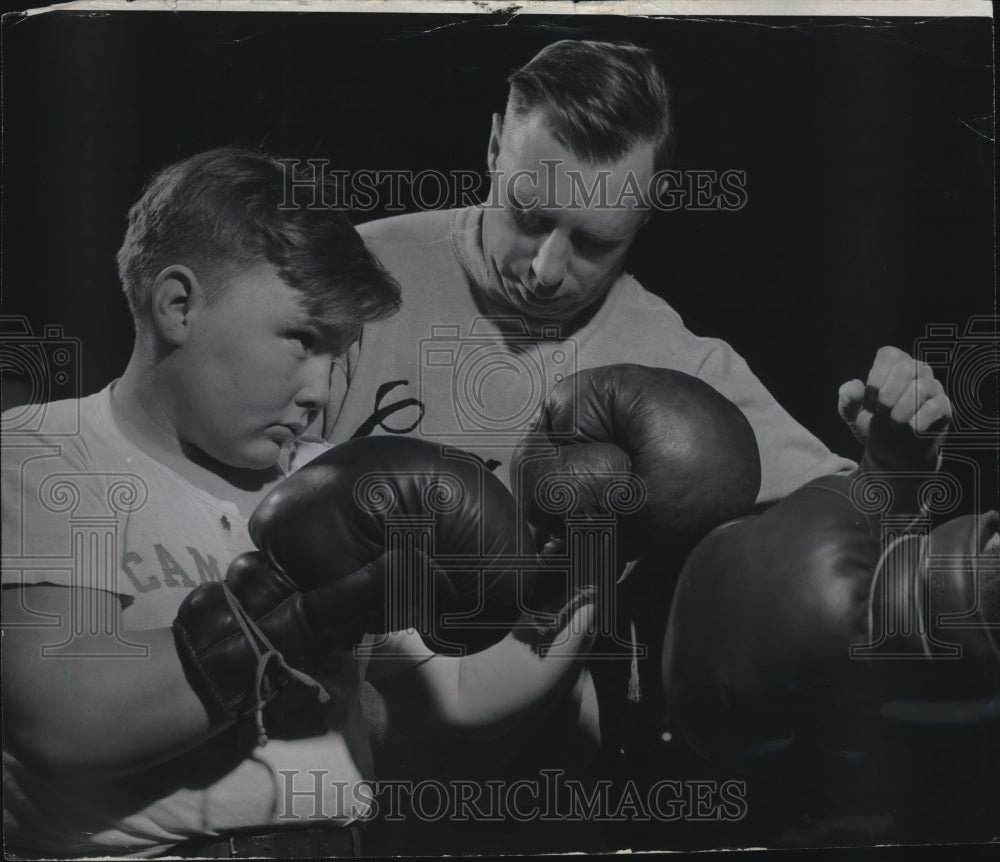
[295,356,333,412]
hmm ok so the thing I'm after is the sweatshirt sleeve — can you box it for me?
[692,338,857,504]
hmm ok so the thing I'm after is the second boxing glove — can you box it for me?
[513,364,762,560]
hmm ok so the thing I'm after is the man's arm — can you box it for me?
[692,340,857,504]
[693,339,950,506]
[2,584,219,781]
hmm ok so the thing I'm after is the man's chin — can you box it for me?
[480,277,587,331]
[501,291,574,325]
[511,297,601,335]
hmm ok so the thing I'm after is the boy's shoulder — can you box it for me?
[1,391,119,533]
[1,392,111,476]
[1,392,99,440]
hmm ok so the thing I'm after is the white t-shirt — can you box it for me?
[1,386,373,857]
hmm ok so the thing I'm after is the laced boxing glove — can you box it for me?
[512,364,762,561]
[174,551,328,741]
[174,546,452,743]
[661,472,1000,764]
[175,436,531,742]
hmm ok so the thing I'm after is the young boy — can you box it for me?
[1,147,401,858]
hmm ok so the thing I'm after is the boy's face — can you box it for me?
[171,261,351,470]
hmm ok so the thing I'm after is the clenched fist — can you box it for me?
[837,346,951,472]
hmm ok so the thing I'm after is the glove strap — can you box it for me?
[221,582,331,746]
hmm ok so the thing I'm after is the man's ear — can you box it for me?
[486,112,504,173]
[149,265,199,346]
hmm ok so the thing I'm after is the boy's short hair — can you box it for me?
[507,40,675,171]
[117,147,400,333]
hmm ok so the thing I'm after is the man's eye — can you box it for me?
[574,235,618,256]
[512,205,548,235]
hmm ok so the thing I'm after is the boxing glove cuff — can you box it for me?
[173,580,330,746]
[522,537,599,636]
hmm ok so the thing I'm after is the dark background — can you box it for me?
[2,11,994,509]
[0,9,997,859]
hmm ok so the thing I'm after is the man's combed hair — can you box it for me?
[117,147,401,331]
[507,40,674,171]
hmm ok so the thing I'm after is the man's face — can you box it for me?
[170,262,353,470]
[480,109,654,329]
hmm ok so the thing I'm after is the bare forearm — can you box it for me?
[458,604,596,723]
[377,602,596,739]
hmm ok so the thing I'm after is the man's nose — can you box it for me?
[529,232,569,295]
[295,356,333,413]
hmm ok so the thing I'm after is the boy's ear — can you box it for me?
[150,265,199,346]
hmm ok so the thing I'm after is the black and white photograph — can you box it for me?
[1,2,997,859]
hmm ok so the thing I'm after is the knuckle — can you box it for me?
[922,379,942,398]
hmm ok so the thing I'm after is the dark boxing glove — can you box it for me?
[248,435,532,656]
[662,472,1000,764]
[512,365,762,560]
[173,551,331,744]
[176,544,456,745]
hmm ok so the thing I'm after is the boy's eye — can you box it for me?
[287,330,316,351]
[286,325,355,358]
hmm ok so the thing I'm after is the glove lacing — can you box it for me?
[528,583,599,636]
[619,561,642,704]
[221,581,331,747]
